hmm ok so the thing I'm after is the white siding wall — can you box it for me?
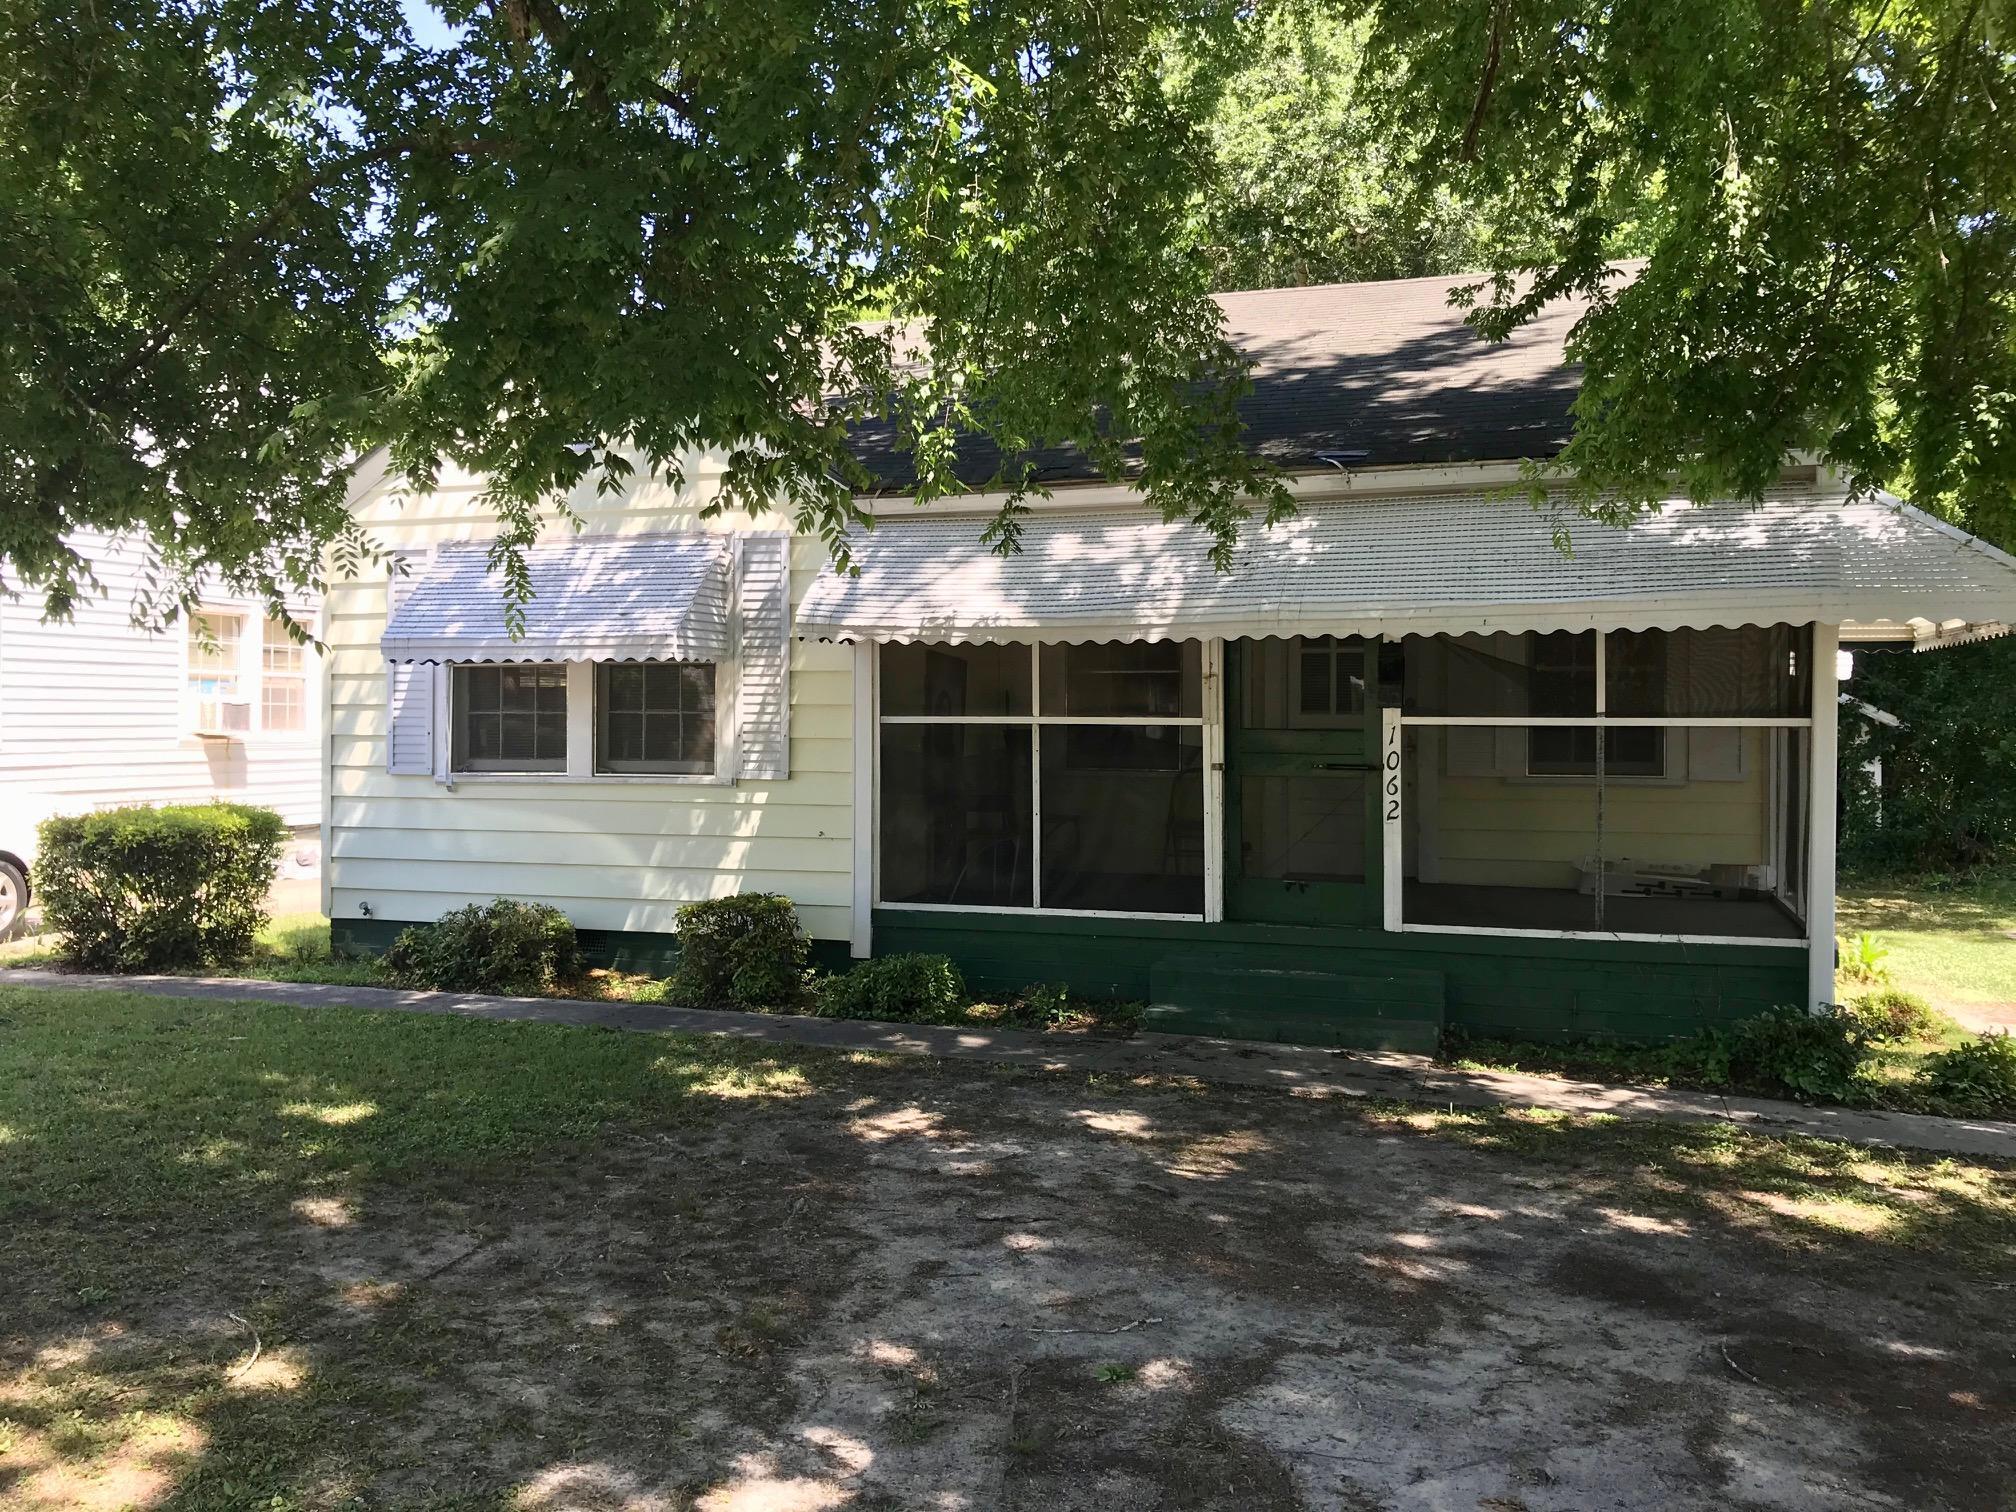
[0,532,323,861]
[326,459,857,943]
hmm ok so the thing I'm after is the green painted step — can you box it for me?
[1145,957,1446,1053]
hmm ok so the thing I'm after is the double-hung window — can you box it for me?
[187,612,248,733]
[447,659,719,777]
[596,662,716,775]
[188,610,312,737]
[261,619,308,732]
[452,665,569,773]
[877,641,1207,916]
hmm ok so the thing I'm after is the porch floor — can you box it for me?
[1403,882,1805,940]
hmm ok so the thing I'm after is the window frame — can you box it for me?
[450,662,573,774]
[875,640,1218,921]
[184,605,317,741]
[438,658,738,785]
[593,660,719,777]
[1391,626,1816,947]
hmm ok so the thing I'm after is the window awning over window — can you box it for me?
[382,535,733,664]
[795,490,2016,646]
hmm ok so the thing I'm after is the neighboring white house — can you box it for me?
[0,530,323,934]
[324,273,2016,1048]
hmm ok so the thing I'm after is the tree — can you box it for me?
[1841,638,2016,872]
[1182,10,1498,292]
[1355,0,2016,544]
[5,0,2014,622]
[1,0,1282,623]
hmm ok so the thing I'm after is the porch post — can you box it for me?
[849,640,875,958]
[1807,623,1840,1010]
[1381,706,1404,931]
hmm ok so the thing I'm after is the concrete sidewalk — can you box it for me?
[6,966,2015,1159]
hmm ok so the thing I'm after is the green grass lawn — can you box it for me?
[0,985,2012,1509]
[1837,868,2016,1027]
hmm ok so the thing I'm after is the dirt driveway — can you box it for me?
[5,1044,2012,1511]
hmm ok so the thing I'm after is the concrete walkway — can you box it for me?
[7,967,2016,1160]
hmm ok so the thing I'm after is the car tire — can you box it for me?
[0,858,27,942]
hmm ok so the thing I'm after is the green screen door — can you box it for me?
[1223,637,1378,926]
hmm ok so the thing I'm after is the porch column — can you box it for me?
[850,640,875,958]
[1807,623,1841,1010]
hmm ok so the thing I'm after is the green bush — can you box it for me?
[381,900,584,995]
[1722,1004,1877,1102]
[35,803,287,971]
[1842,987,1941,1043]
[1920,1031,2016,1114]
[815,954,967,1023]
[668,893,808,1010]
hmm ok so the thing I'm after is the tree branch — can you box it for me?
[506,0,695,120]
[1460,0,1511,162]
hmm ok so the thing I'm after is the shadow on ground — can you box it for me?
[1,990,2012,1511]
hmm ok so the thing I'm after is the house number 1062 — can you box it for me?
[1384,719,1402,821]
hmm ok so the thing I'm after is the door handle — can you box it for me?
[1311,761,1372,771]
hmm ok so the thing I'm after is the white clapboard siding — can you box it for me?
[330,464,857,942]
[0,531,323,858]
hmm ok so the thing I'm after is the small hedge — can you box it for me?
[382,900,584,995]
[1722,1003,1878,1102]
[1923,1030,2016,1114]
[669,893,808,1010]
[815,953,967,1023]
[1843,987,1941,1043]
[36,803,287,971]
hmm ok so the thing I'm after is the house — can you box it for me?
[325,273,2016,1048]
[0,529,323,937]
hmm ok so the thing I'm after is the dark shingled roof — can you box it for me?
[845,271,1586,492]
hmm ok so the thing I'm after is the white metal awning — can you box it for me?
[382,534,733,664]
[794,489,2016,645]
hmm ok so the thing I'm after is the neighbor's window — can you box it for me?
[595,661,716,775]
[878,640,1206,915]
[452,664,568,773]
[188,611,249,732]
[260,618,307,732]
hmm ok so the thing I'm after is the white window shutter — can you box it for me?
[385,552,438,776]
[736,535,791,780]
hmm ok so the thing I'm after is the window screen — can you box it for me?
[1403,631,1597,716]
[1038,640,1201,718]
[453,664,568,772]
[596,661,715,774]
[879,723,1033,907]
[880,642,1031,717]
[1606,625,1812,717]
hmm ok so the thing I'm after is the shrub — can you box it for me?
[36,803,286,971]
[1722,1004,1876,1102]
[381,900,584,995]
[668,893,808,1010]
[815,954,967,1023]
[1920,1031,2016,1114]
[1842,987,1941,1043]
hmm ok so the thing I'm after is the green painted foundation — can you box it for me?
[873,909,1806,1047]
[332,912,1805,1050]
